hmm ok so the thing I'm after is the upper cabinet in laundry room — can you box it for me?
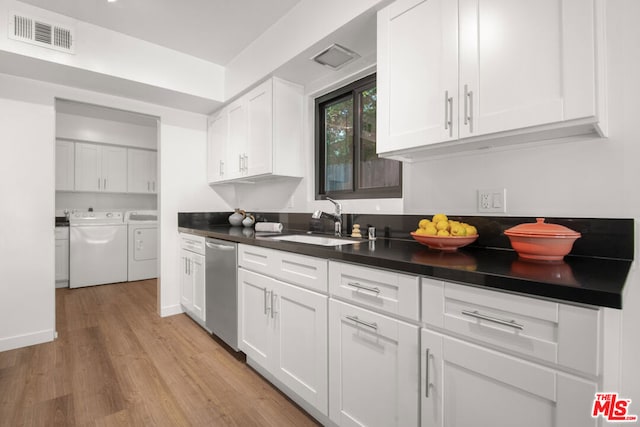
[376,0,607,160]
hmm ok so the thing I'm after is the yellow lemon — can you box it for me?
[418,219,431,229]
[415,228,429,235]
[450,224,467,236]
[437,229,450,237]
[465,225,478,236]
[432,213,448,223]
[436,220,449,231]
[425,225,438,236]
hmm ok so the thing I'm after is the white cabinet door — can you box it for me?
[377,0,603,156]
[421,329,598,427]
[238,268,273,368]
[246,80,273,177]
[329,299,419,427]
[207,111,228,183]
[180,249,193,310]
[75,143,127,192]
[75,142,101,191]
[274,281,328,413]
[239,268,329,415]
[101,145,127,192]
[55,140,75,191]
[55,235,69,282]
[127,149,157,193]
[377,0,459,153]
[191,252,206,322]
[226,99,247,180]
[458,0,597,139]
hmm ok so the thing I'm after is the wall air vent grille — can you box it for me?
[8,13,75,54]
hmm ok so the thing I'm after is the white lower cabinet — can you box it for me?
[180,248,205,323]
[421,328,597,427]
[238,267,328,415]
[329,299,420,427]
[55,226,69,287]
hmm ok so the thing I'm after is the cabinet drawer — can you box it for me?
[329,261,420,321]
[422,279,600,376]
[238,244,328,293]
[179,233,205,254]
[55,226,69,240]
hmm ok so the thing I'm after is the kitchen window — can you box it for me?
[315,74,402,199]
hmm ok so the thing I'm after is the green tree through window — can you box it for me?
[316,74,402,199]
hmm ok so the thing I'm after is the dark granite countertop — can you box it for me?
[178,224,632,309]
[55,217,69,227]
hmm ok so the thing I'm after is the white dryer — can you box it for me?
[125,210,158,281]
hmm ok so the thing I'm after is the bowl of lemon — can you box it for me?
[410,214,478,251]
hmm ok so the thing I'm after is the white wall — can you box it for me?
[0,97,55,351]
[402,0,640,404]
[0,0,224,102]
[56,113,157,149]
[225,0,387,99]
[0,71,229,351]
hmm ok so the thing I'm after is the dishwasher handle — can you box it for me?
[205,241,236,251]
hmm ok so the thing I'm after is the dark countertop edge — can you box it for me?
[178,227,627,310]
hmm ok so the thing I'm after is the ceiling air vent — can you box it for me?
[311,43,360,70]
[9,13,75,54]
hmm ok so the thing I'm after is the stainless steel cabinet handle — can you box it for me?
[348,282,381,295]
[425,348,431,398]
[244,154,248,172]
[448,95,454,137]
[97,178,101,189]
[464,84,474,132]
[263,288,269,315]
[271,292,277,318]
[239,154,242,172]
[219,160,224,176]
[147,181,150,191]
[153,181,156,192]
[184,257,188,274]
[444,91,450,130]
[461,310,524,330]
[345,315,378,330]
[104,178,107,190]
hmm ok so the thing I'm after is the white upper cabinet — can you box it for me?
[127,148,157,193]
[75,142,127,192]
[55,140,75,191]
[377,0,606,159]
[207,77,303,183]
[207,111,228,183]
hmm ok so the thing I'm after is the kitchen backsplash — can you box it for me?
[178,212,634,261]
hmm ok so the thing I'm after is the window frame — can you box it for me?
[315,73,402,200]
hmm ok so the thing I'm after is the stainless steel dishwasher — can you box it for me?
[204,237,238,351]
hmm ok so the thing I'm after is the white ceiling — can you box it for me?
[18,0,302,65]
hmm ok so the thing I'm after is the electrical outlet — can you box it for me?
[478,188,507,213]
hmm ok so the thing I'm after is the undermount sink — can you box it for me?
[266,234,360,246]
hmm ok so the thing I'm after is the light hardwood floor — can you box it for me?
[0,280,320,427]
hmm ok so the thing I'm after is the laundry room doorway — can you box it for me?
[53,99,160,303]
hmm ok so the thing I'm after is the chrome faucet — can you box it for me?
[312,197,342,236]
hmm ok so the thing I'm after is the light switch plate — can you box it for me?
[478,188,507,213]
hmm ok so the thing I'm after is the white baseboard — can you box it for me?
[160,304,183,317]
[0,329,55,352]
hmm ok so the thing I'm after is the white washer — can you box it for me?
[125,210,158,281]
[70,211,127,288]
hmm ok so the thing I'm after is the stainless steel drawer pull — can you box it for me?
[461,310,524,330]
[425,348,431,398]
[348,282,381,295]
[345,315,378,330]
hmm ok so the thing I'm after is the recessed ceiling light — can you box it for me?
[107,0,117,3]
[311,44,360,70]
